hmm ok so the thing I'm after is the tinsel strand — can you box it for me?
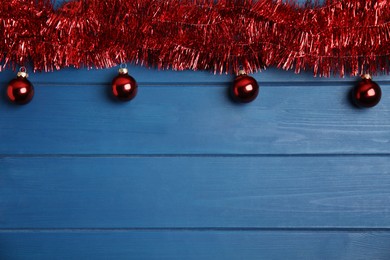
[0,0,389,77]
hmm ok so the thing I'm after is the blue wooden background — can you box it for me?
[1,66,390,260]
[1,2,390,258]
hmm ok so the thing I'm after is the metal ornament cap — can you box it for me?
[119,68,129,74]
[361,74,372,80]
[17,71,28,78]
[238,70,247,76]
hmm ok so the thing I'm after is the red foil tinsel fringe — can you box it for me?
[1,0,390,77]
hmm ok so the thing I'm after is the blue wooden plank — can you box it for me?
[1,231,389,260]
[1,84,390,155]
[1,65,390,85]
[1,156,390,228]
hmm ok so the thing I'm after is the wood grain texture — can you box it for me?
[1,156,390,228]
[1,83,390,155]
[1,231,390,260]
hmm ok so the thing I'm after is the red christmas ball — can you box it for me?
[7,72,34,105]
[230,71,259,103]
[351,75,381,108]
[112,68,138,101]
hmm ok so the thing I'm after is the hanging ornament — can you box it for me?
[351,74,382,108]
[111,66,138,101]
[7,67,34,105]
[230,70,259,103]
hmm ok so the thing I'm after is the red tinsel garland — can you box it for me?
[1,0,390,77]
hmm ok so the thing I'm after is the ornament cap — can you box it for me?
[17,71,28,78]
[361,74,372,80]
[119,68,129,74]
[238,70,247,76]
[17,67,28,78]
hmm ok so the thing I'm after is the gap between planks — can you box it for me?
[1,153,390,158]
[1,227,390,233]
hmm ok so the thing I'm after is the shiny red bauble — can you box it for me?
[351,75,381,108]
[7,72,34,105]
[230,71,259,103]
[111,68,138,101]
